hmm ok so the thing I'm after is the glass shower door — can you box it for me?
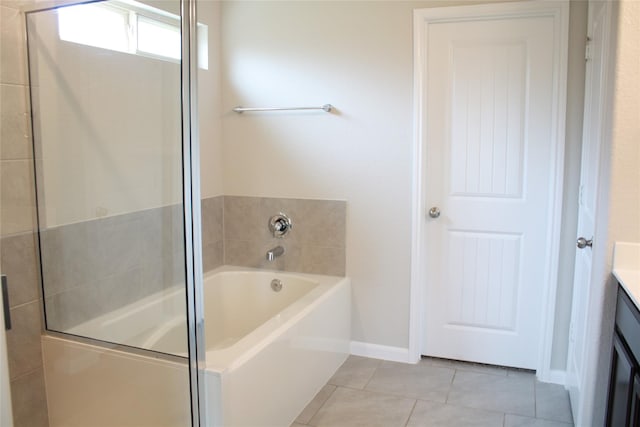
[26,0,205,425]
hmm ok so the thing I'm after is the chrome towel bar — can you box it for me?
[232,104,334,114]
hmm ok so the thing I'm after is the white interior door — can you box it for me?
[420,5,566,369]
[565,1,610,421]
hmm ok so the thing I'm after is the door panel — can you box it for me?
[422,14,559,369]
[450,42,526,199]
[566,1,608,419]
[446,232,520,331]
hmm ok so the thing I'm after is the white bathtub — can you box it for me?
[43,267,351,427]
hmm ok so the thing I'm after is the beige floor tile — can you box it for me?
[328,355,382,389]
[426,357,509,377]
[296,384,337,424]
[507,369,537,379]
[535,381,574,424]
[308,387,415,427]
[448,371,535,417]
[365,361,454,402]
[505,414,573,427]
[407,400,504,427]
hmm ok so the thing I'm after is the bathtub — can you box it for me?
[42,266,351,427]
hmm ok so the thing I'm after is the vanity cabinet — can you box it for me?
[606,285,640,427]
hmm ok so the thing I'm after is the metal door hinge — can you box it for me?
[585,37,592,61]
[578,184,584,206]
[1,275,10,330]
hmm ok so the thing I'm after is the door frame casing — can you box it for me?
[409,1,570,382]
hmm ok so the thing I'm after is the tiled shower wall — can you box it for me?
[0,4,49,427]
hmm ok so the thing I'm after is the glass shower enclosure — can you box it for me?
[25,0,206,425]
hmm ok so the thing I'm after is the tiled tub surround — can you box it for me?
[201,195,224,272]
[39,195,344,333]
[222,196,346,276]
[39,204,186,333]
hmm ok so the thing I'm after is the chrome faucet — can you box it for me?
[266,245,285,261]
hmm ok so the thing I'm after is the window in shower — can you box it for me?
[57,0,182,62]
[56,0,208,67]
[58,2,130,53]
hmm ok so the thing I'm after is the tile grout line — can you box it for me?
[361,360,381,391]
[402,399,419,427]
[444,368,457,404]
[7,296,42,311]
[9,364,44,383]
[533,376,538,419]
[306,384,338,425]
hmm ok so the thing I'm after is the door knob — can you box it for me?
[576,237,593,249]
[428,207,441,218]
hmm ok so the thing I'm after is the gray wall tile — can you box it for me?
[301,246,345,276]
[44,284,100,332]
[94,214,144,278]
[223,238,255,267]
[10,368,49,427]
[224,196,262,241]
[1,232,40,307]
[39,223,95,296]
[223,196,346,276]
[40,203,190,330]
[6,301,43,380]
[1,83,31,160]
[202,196,223,271]
[202,240,223,273]
[202,196,223,245]
[298,199,346,248]
[0,6,28,85]
[1,159,36,234]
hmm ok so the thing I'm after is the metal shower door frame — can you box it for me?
[180,0,207,425]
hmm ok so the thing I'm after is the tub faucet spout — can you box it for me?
[266,246,285,261]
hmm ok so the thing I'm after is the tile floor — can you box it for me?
[291,356,574,427]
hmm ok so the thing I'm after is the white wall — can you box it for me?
[218,0,586,358]
[198,0,224,198]
[221,0,420,348]
[608,0,640,244]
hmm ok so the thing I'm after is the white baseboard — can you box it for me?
[538,369,567,385]
[349,341,413,364]
[349,341,567,383]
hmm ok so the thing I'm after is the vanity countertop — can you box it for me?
[613,242,640,310]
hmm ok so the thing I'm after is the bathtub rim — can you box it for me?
[44,266,349,369]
